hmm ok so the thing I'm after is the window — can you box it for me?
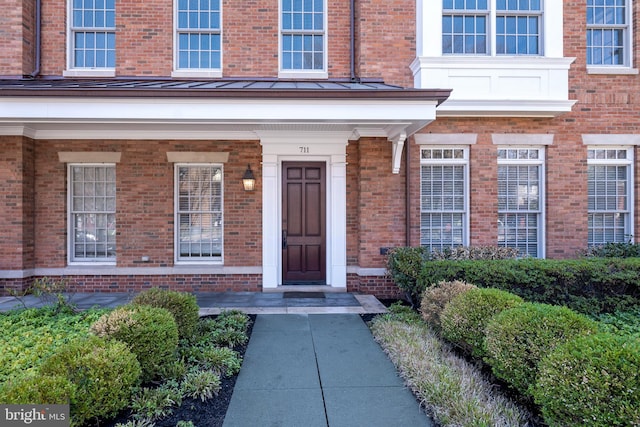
[176,0,221,70]
[68,164,116,263]
[176,165,223,263]
[420,147,469,251]
[497,147,544,257]
[442,0,541,55]
[587,148,633,245]
[280,0,326,72]
[587,0,630,66]
[70,0,115,68]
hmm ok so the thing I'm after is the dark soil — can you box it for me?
[103,315,256,427]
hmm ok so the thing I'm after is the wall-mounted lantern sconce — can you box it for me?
[242,164,256,191]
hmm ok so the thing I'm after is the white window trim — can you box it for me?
[67,163,117,266]
[172,0,223,76]
[174,163,224,265]
[496,145,546,258]
[586,0,636,73]
[278,0,328,79]
[586,146,635,245]
[64,0,116,76]
[418,0,563,58]
[419,146,470,250]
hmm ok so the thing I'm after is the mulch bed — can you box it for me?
[103,314,256,427]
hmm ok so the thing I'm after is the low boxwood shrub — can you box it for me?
[533,333,640,427]
[420,280,476,332]
[0,374,75,405]
[132,287,200,339]
[91,304,179,383]
[39,335,141,426]
[580,241,640,258]
[484,303,598,397]
[595,307,640,338]
[440,288,523,358]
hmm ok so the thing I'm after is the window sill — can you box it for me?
[63,69,116,78]
[587,66,639,75]
[278,70,328,80]
[171,70,222,79]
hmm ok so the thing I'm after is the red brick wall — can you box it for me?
[36,0,357,79]
[32,139,262,268]
[356,0,415,87]
[0,136,36,270]
[354,137,407,267]
[0,0,35,76]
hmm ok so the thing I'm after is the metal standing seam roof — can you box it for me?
[0,78,451,103]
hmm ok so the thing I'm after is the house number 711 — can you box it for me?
[299,146,310,153]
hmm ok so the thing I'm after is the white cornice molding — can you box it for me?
[437,99,576,118]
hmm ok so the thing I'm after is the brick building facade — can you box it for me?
[0,1,638,297]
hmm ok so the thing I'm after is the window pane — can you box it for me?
[587,159,630,246]
[70,165,116,261]
[281,0,325,70]
[176,165,223,260]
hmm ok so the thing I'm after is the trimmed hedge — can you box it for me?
[533,333,640,427]
[132,288,200,339]
[419,280,476,332]
[0,375,75,405]
[401,257,640,315]
[440,288,523,358]
[39,335,141,426]
[91,304,179,383]
[484,303,599,397]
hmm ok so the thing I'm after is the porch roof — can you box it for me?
[0,78,450,173]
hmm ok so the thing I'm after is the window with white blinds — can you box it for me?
[175,164,223,262]
[497,147,544,257]
[68,164,116,263]
[587,148,633,246]
[420,148,468,251]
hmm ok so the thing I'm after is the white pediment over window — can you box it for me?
[413,0,576,117]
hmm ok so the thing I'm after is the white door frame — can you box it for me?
[260,131,349,290]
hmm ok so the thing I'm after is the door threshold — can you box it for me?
[264,285,346,293]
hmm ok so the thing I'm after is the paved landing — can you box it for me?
[0,292,388,315]
[223,314,433,427]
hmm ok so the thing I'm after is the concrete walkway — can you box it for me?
[223,314,433,427]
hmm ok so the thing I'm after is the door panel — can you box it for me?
[282,162,326,284]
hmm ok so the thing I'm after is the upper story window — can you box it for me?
[497,147,545,258]
[420,147,469,252]
[587,0,631,67]
[587,147,633,246]
[280,0,327,77]
[175,0,221,71]
[70,0,115,69]
[442,0,541,56]
[68,164,116,264]
[175,164,223,263]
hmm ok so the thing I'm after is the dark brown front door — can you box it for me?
[282,162,326,284]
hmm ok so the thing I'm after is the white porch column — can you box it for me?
[329,155,347,288]
[261,154,279,289]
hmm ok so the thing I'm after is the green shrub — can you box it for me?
[0,374,75,405]
[213,310,251,333]
[130,382,183,422]
[181,346,242,377]
[420,280,476,331]
[181,369,221,401]
[484,303,598,396]
[430,246,519,260]
[0,307,107,383]
[440,288,523,358]
[132,287,200,339]
[533,333,640,427]
[596,307,640,338]
[386,246,431,305]
[39,335,141,426]
[580,241,640,258]
[91,304,179,383]
[414,257,640,315]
